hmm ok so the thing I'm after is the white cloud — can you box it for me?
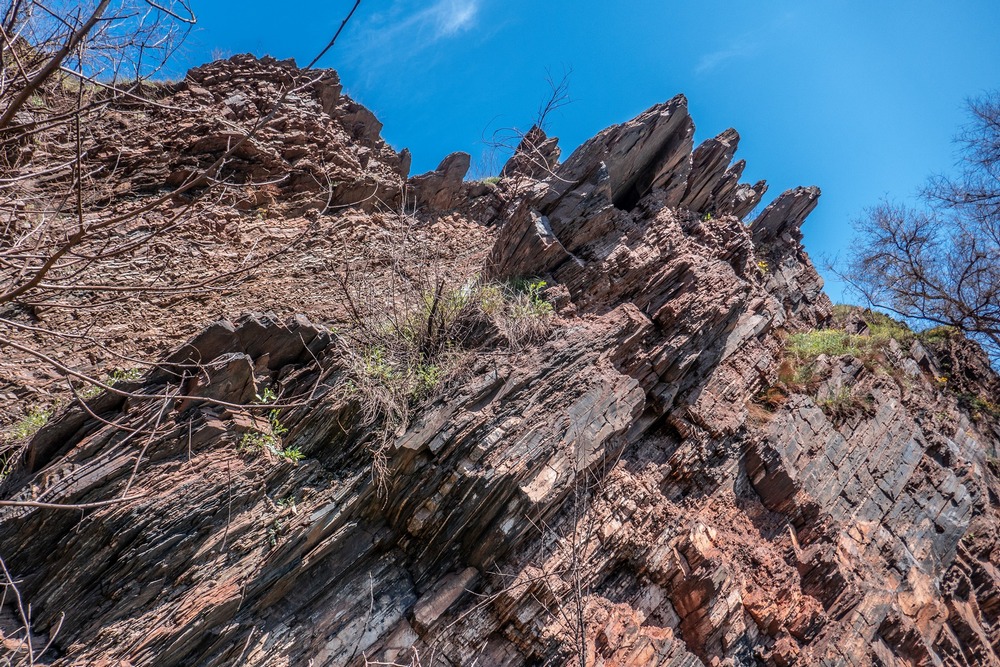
[433,0,479,37]
[695,42,756,75]
[357,0,480,46]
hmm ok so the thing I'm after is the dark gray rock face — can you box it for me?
[679,128,741,212]
[750,185,822,246]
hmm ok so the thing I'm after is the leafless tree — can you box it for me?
[843,91,1000,362]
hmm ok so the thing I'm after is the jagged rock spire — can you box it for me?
[500,125,561,180]
[749,185,822,245]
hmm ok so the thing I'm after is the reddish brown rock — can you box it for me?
[2,56,1000,667]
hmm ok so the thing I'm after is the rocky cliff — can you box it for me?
[2,55,1000,666]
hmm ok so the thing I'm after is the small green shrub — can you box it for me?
[255,386,278,403]
[336,263,555,490]
[480,175,501,185]
[756,259,769,275]
[413,363,442,399]
[239,409,301,463]
[267,518,283,547]
[280,446,304,462]
[8,406,53,441]
[920,325,959,345]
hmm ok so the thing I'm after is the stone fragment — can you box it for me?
[412,568,479,633]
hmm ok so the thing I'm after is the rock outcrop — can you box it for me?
[500,125,562,181]
[409,151,472,211]
[2,55,1000,667]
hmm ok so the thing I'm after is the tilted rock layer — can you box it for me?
[2,55,1000,667]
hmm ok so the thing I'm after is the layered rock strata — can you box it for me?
[2,56,999,667]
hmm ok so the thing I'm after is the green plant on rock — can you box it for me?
[239,408,301,463]
[816,386,873,423]
[919,325,959,345]
[786,311,913,367]
[280,446,304,462]
[267,518,283,548]
[79,367,144,399]
[786,329,864,361]
[486,277,554,348]
[8,406,53,441]
[255,386,278,404]
[961,394,1000,422]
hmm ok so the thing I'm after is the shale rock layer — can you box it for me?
[2,55,1000,667]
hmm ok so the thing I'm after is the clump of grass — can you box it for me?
[816,386,874,423]
[786,329,866,361]
[337,273,554,488]
[919,325,959,345]
[485,278,554,348]
[79,367,144,399]
[1,405,56,480]
[786,311,913,366]
[767,310,914,422]
[479,175,502,185]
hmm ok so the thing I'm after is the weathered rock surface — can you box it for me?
[500,125,562,181]
[3,55,1000,667]
[89,54,409,213]
[408,151,472,211]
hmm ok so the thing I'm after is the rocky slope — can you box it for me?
[2,55,1000,666]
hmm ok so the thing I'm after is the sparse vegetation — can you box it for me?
[919,325,959,345]
[333,211,555,487]
[480,175,502,185]
[79,368,144,399]
[843,91,1000,364]
[786,310,913,367]
[8,406,53,442]
[1,405,55,479]
[239,406,301,463]
[763,309,916,421]
[816,386,874,423]
[961,394,1000,422]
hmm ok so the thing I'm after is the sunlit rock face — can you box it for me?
[2,54,1000,667]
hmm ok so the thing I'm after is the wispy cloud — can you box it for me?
[695,41,757,75]
[356,0,480,47]
[695,11,799,76]
[432,0,479,37]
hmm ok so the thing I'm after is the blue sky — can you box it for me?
[174,1,1000,303]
